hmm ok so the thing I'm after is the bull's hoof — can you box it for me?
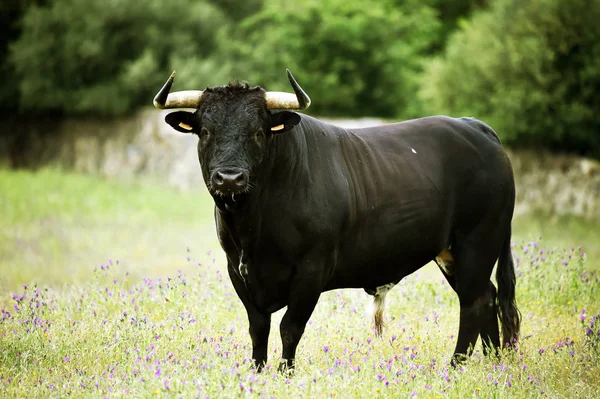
[482,345,501,359]
[253,360,267,373]
[277,359,295,376]
[450,353,469,368]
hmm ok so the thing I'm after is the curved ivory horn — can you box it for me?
[265,69,311,110]
[153,69,311,110]
[153,71,204,109]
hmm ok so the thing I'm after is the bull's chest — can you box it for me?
[231,248,294,313]
[218,208,307,313]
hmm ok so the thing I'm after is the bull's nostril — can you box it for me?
[213,173,225,185]
[233,173,246,187]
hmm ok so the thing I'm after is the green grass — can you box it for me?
[1,168,599,398]
[512,211,600,270]
[0,168,218,295]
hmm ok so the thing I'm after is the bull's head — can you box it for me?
[154,70,310,203]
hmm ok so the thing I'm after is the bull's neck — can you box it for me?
[215,115,350,262]
[263,114,344,190]
[265,129,310,187]
[219,115,347,219]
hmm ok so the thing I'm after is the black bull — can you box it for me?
[154,70,521,372]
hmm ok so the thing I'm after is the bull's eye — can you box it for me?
[253,129,265,141]
[199,127,210,139]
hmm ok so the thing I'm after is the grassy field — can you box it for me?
[1,168,599,398]
[0,168,218,295]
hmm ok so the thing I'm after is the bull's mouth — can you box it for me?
[209,180,253,198]
[212,190,247,201]
[211,190,250,211]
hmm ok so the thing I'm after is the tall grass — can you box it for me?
[1,169,599,397]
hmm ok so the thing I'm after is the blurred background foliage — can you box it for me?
[420,0,600,158]
[1,0,599,157]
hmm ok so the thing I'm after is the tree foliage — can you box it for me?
[420,0,600,157]
[426,0,488,52]
[9,0,227,115]
[0,0,49,114]
[2,0,600,157]
[217,0,440,118]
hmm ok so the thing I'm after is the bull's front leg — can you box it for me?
[247,307,271,370]
[226,262,271,371]
[278,258,326,373]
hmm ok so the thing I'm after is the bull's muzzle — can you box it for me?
[211,169,249,195]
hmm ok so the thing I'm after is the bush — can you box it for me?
[420,0,600,158]
[9,0,227,116]
[210,0,440,118]
[0,0,49,116]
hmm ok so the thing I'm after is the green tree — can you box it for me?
[426,0,488,52]
[211,0,263,22]
[0,0,48,115]
[420,0,600,157]
[10,0,227,116]
[208,0,440,118]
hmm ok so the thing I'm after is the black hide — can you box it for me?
[165,91,520,372]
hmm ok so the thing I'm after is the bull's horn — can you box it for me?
[265,69,311,110]
[153,71,204,109]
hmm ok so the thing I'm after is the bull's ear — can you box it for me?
[269,111,301,134]
[165,111,197,133]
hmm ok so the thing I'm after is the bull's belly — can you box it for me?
[232,199,450,311]
[325,246,435,292]
[325,213,449,291]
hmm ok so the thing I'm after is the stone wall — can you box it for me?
[1,111,599,219]
[506,149,600,218]
[1,110,203,190]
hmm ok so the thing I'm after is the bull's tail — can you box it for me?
[372,293,386,336]
[370,284,396,336]
[496,227,521,348]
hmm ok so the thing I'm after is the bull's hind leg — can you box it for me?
[446,239,503,365]
[435,252,500,358]
[435,250,484,361]
[479,281,500,356]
